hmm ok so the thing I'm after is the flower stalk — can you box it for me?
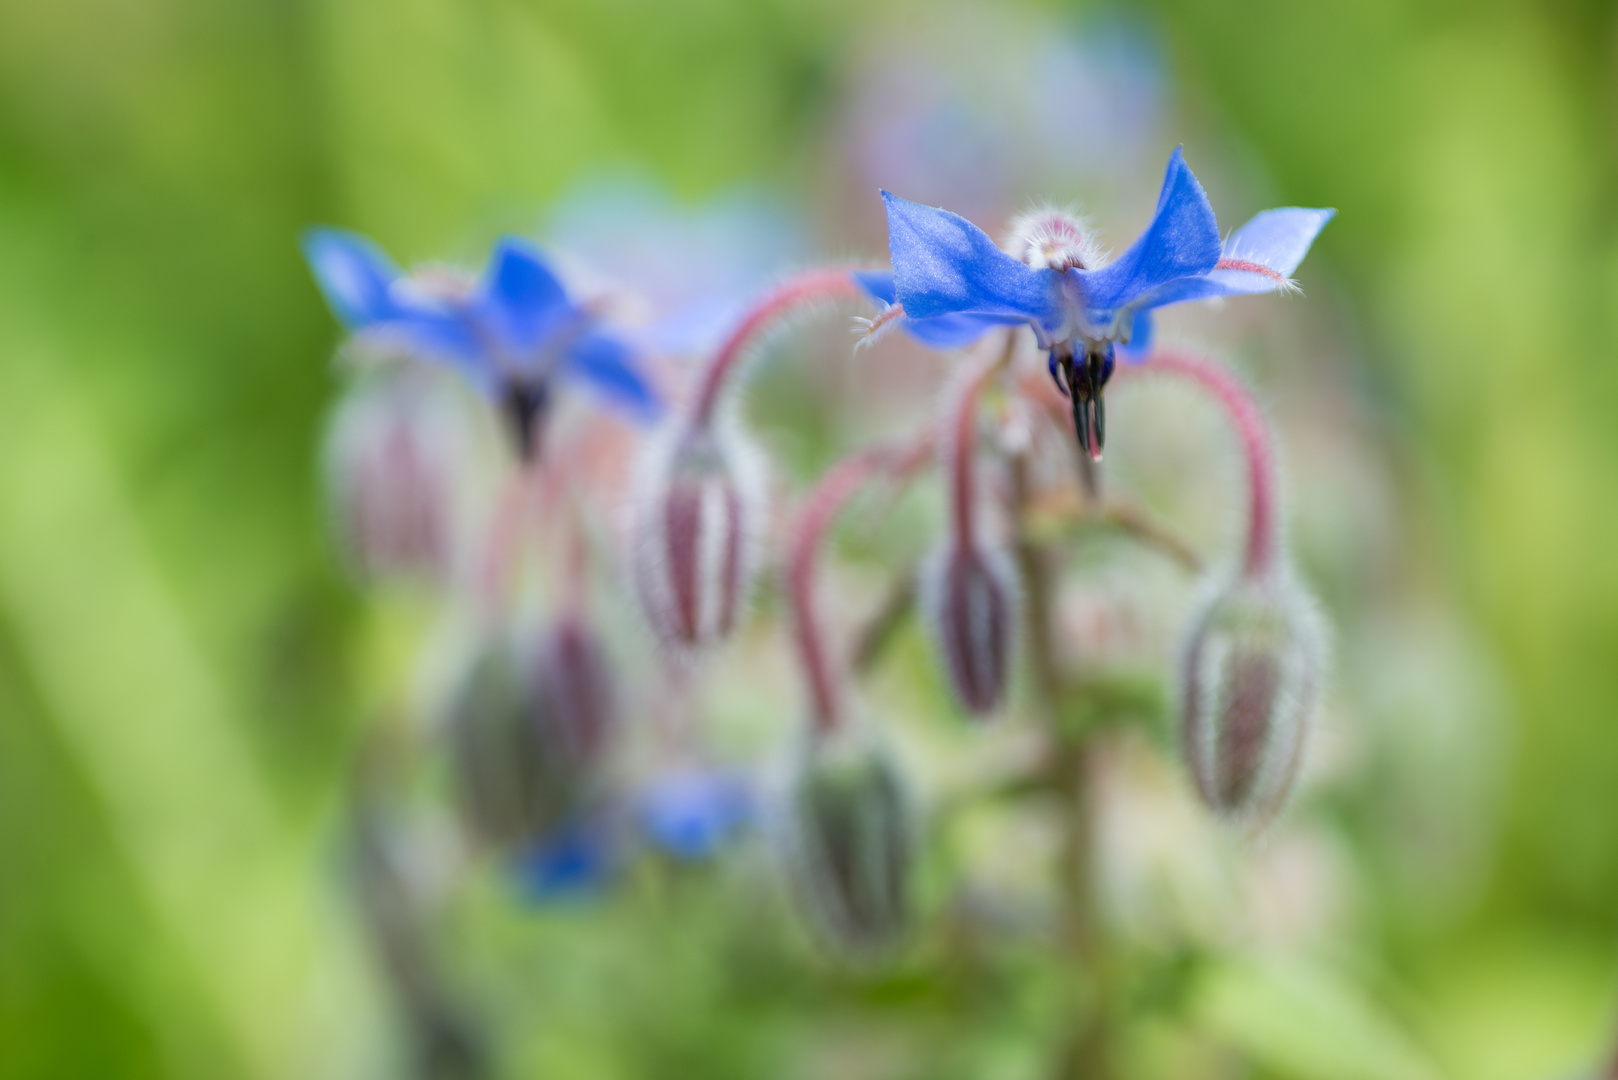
[1131,350,1279,580]
[688,267,862,430]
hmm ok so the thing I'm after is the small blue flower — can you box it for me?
[855,148,1332,458]
[302,229,660,457]
[636,767,753,861]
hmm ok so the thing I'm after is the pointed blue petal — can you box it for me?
[1117,310,1155,361]
[852,269,897,306]
[473,237,574,354]
[853,270,1021,349]
[565,332,661,421]
[1073,147,1221,316]
[1208,207,1334,295]
[302,227,401,328]
[1119,206,1336,313]
[883,192,1061,328]
[903,312,1026,348]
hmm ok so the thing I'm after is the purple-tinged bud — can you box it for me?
[784,732,913,959]
[628,421,763,650]
[1180,575,1323,825]
[445,629,603,851]
[324,365,482,586]
[1006,208,1103,272]
[535,612,618,772]
[920,540,1020,716]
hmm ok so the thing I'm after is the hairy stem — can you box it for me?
[688,268,862,429]
[1137,351,1279,580]
[788,448,899,736]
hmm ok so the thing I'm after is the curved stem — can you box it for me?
[788,449,893,735]
[945,332,1019,545]
[1130,351,1279,580]
[688,268,863,429]
[788,435,934,736]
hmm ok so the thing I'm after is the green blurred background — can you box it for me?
[3,0,1618,1077]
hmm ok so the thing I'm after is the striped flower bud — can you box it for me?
[785,733,913,959]
[920,540,1020,716]
[1180,575,1323,825]
[536,612,618,772]
[324,364,481,586]
[446,632,590,850]
[629,422,763,650]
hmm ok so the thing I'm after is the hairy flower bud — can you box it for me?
[1180,575,1323,824]
[629,422,763,649]
[921,540,1020,716]
[324,364,483,586]
[785,733,913,959]
[446,626,609,850]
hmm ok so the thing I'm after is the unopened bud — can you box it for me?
[784,732,913,959]
[629,421,763,649]
[536,612,618,772]
[324,364,481,586]
[446,628,605,850]
[921,540,1020,716]
[1180,575,1323,824]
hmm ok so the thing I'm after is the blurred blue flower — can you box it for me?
[544,177,807,360]
[511,817,616,902]
[303,229,659,455]
[636,768,753,861]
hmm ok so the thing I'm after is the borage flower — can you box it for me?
[855,148,1332,459]
[304,229,660,459]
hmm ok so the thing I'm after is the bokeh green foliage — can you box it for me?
[3,0,1618,1077]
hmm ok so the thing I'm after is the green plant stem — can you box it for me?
[1011,447,1114,1080]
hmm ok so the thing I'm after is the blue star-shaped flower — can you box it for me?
[854,147,1332,457]
[303,229,660,457]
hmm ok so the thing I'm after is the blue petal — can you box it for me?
[1072,147,1221,316]
[1121,206,1336,312]
[473,237,574,355]
[302,227,401,328]
[852,269,896,306]
[883,192,1061,327]
[638,769,752,861]
[565,332,661,421]
[1117,310,1155,361]
[854,269,1033,349]
[1209,207,1334,294]
[512,819,614,902]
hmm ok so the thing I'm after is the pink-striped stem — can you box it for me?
[688,268,864,430]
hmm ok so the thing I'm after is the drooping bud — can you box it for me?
[628,421,763,650]
[1180,574,1323,825]
[536,612,618,771]
[921,541,1020,716]
[445,622,614,850]
[784,732,913,959]
[324,364,483,586]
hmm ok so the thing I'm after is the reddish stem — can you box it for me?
[1135,350,1279,580]
[688,268,862,429]
[788,435,935,736]
[946,334,1019,544]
